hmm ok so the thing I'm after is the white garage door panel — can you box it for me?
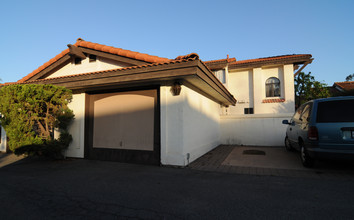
[92,90,155,151]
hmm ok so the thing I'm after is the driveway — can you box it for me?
[1,151,354,219]
[0,153,25,168]
[188,145,354,178]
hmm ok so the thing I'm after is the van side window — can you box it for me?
[293,105,304,122]
[299,103,312,123]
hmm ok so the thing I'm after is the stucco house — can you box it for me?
[0,38,312,166]
[205,54,313,146]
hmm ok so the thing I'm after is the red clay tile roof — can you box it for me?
[204,56,236,71]
[229,54,312,66]
[75,38,170,63]
[204,54,312,72]
[204,57,236,64]
[17,38,171,83]
[262,98,285,103]
[18,48,70,83]
[175,53,199,60]
[334,81,354,91]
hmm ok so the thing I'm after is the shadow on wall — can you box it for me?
[89,107,156,151]
[161,86,221,166]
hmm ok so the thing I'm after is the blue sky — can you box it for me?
[1,0,353,85]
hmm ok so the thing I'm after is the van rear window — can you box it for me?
[316,100,354,123]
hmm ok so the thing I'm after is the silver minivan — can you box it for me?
[282,96,354,167]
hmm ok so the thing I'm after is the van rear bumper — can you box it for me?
[307,148,354,160]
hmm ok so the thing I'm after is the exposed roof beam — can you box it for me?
[67,44,86,59]
[294,58,314,77]
[80,48,150,66]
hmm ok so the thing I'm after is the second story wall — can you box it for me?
[224,64,295,116]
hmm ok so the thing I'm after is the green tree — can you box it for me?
[295,72,330,107]
[0,84,74,155]
[346,74,354,81]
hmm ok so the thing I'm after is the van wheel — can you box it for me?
[300,143,314,168]
[284,137,294,151]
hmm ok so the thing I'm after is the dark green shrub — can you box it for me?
[0,84,74,158]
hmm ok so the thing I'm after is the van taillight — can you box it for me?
[308,126,319,141]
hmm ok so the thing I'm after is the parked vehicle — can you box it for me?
[282,96,354,167]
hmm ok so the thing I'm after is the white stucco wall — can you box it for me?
[227,65,294,115]
[220,114,292,146]
[160,85,220,166]
[48,56,130,79]
[220,64,295,146]
[227,69,254,114]
[0,126,7,152]
[64,93,86,158]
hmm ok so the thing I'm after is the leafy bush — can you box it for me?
[0,84,74,158]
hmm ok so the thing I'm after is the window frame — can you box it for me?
[214,69,226,84]
[265,77,281,98]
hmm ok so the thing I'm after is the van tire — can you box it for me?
[285,137,294,151]
[300,143,314,168]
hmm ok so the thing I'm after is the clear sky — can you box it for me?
[1,0,353,85]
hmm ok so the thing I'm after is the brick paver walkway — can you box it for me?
[188,145,354,179]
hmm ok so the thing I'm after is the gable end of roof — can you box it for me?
[17,38,171,83]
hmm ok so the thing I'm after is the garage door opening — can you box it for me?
[85,89,160,165]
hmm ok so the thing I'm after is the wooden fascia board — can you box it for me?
[198,61,231,95]
[204,61,228,71]
[27,54,71,81]
[25,59,236,106]
[28,60,199,89]
[197,61,236,106]
[79,47,150,66]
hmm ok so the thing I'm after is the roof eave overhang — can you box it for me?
[204,61,228,71]
[228,56,313,71]
[22,60,236,106]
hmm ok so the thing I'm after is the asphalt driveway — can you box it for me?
[1,152,354,219]
[2,145,354,179]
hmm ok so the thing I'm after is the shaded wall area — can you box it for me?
[161,85,220,166]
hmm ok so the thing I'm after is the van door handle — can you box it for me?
[290,128,292,131]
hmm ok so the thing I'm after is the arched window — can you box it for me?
[266,77,280,97]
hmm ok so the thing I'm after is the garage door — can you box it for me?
[85,89,160,165]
